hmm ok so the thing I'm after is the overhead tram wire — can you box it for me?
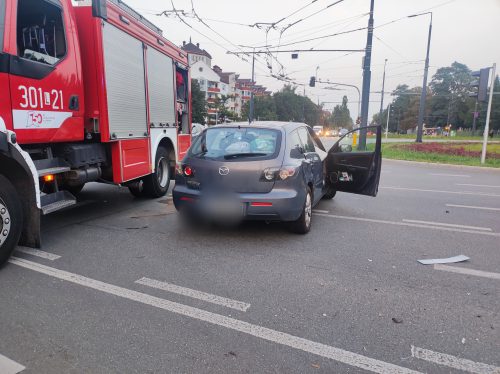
[373,34,408,60]
[165,1,271,77]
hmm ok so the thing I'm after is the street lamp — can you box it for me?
[408,11,432,143]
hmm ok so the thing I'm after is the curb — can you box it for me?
[382,158,500,171]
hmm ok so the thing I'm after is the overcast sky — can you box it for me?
[125,0,500,118]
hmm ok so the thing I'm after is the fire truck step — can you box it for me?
[41,191,77,215]
[34,158,71,177]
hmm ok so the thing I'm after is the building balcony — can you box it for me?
[207,108,218,114]
[242,96,251,100]
[207,87,220,93]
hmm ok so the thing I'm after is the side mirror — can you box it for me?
[340,144,352,153]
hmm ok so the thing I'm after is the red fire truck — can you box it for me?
[0,0,192,264]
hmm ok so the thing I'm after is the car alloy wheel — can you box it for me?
[304,191,312,228]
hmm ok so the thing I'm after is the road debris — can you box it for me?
[224,351,237,357]
[417,255,469,265]
[392,317,403,324]
[311,363,320,369]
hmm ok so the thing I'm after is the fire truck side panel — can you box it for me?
[72,6,107,139]
[102,22,148,140]
[111,138,151,183]
[8,0,85,145]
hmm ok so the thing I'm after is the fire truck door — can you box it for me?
[9,0,84,144]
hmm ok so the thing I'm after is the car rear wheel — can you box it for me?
[0,175,23,266]
[144,146,171,198]
[289,187,312,234]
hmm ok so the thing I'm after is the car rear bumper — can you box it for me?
[173,184,306,222]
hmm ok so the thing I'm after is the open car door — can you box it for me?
[325,125,382,197]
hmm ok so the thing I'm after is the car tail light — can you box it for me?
[176,163,194,177]
[43,174,55,183]
[262,166,298,181]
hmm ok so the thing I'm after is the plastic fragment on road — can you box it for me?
[417,255,470,265]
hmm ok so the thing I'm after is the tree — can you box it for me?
[429,62,475,128]
[191,79,207,124]
[330,96,353,129]
[273,85,321,125]
[242,95,277,121]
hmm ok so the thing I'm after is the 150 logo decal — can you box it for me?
[18,86,64,110]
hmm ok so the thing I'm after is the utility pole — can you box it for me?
[481,63,496,164]
[303,86,306,122]
[385,104,391,140]
[472,99,479,135]
[409,12,433,143]
[249,48,256,123]
[379,59,387,126]
[359,0,375,150]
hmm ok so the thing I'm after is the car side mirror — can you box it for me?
[340,144,352,153]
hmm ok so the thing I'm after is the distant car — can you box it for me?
[313,126,323,136]
[339,128,348,137]
[173,122,382,233]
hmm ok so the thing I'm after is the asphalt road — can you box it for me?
[1,159,499,374]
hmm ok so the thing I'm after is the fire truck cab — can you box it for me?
[0,0,191,264]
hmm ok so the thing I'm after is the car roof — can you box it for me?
[211,121,308,132]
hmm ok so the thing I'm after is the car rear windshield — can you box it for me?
[189,127,281,161]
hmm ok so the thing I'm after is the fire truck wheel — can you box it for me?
[0,175,23,266]
[128,180,145,198]
[144,146,171,198]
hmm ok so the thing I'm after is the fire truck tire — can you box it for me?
[144,146,171,198]
[0,175,23,266]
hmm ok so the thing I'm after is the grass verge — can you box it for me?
[379,142,500,168]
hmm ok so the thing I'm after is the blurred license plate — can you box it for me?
[204,198,244,218]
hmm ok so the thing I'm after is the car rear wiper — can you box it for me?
[223,152,268,159]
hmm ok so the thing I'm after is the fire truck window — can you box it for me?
[17,0,66,65]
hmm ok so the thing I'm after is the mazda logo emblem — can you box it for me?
[219,166,230,176]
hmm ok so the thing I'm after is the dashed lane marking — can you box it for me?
[314,213,500,237]
[15,247,61,261]
[411,346,500,374]
[313,209,330,214]
[135,277,250,312]
[429,173,471,178]
[434,264,500,281]
[402,219,492,232]
[0,354,25,374]
[446,204,500,212]
[456,183,500,188]
[9,257,421,374]
[381,186,500,198]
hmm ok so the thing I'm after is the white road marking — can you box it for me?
[429,173,471,178]
[313,209,330,214]
[381,186,500,198]
[446,204,500,212]
[411,346,500,374]
[456,183,500,188]
[9,257,421,374]
[314,213,500,237]
[0,354,25,374]
[15,247,61,261]
[135,277,250,312]
[402,219,492,232]
[434,264,500,280]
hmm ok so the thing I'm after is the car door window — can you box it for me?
[297,127,315,153]
[289,130,304,159]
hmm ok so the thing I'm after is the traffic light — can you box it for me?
[309,76,316,87]
[471,68,490,102]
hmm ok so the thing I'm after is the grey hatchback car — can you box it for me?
[173,122,382,233]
